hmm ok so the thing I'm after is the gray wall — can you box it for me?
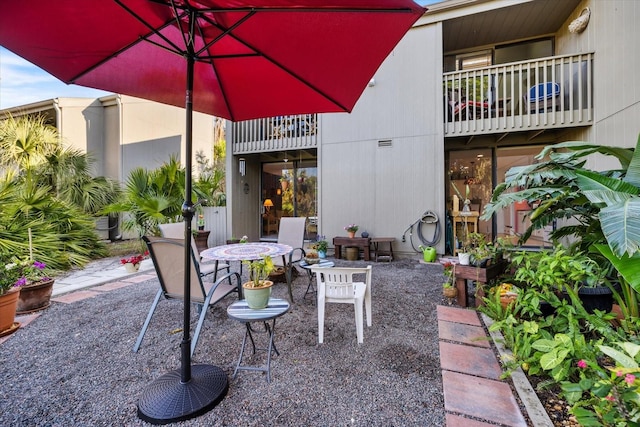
[319,23,446,255]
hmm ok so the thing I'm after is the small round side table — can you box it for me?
[226,298,290,382]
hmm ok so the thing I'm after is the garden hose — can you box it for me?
[417,211,441,246]
[403,210,441,251]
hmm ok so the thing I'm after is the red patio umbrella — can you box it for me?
[0,1,425,423]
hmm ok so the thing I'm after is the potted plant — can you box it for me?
[344,224,359,239]
[312,235,328,258]
[304,250,320,265]
[242,255,275,309]
[120,252,148,273]
[16,259,55,315]
[456,222,471,265]
[576,257,618,314]
[0,255,25,336]
[512,245,593,315]
[442,261,457,298]
[467,232,492,267]
[490,282,519,309]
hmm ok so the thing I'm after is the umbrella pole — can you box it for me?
[137,11,228,424]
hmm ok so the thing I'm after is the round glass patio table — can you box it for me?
[200,242,293,262]
[201,243,294,301]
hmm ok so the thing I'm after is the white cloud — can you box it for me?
[0,47,111,110]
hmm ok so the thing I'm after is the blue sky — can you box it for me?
[0,46,111,110]
[0,1,439,110]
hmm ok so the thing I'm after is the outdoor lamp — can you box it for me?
[239,157,246,176]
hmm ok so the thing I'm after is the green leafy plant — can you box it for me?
[467,232,501,266]
[243,255,275,288]
[512,246,593,293]
[563,342,640,426]
[0,255,24,295]
[312,235,328,253]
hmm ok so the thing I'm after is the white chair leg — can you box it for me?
[317,298,325,344]
[354,301,364,344]
[365,292,372,327]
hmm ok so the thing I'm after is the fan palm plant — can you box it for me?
[0,114,109,269]
[104,155,189,241]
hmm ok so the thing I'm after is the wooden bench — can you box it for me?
[371,237,395,262]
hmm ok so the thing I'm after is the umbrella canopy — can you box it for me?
[0,0,425,121]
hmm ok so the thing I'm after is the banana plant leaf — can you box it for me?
[594,243,640,295]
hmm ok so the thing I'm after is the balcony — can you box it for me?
[231,114,319,155]
[444,53,593,137]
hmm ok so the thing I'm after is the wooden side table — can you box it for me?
[371,237,395,262]
[452,212,479,255]
[333,236,371,261]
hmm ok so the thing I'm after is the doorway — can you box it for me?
[447,149,493,254]
[446,144,554,253]
[261,159,317,240]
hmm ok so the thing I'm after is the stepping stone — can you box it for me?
[437,305,481,326]
[439,341,503,380]
[438,320,490,348]
[442,370,527,427]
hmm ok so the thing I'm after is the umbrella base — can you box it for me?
[137,364,228,425]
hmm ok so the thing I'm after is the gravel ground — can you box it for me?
[0,258,447,426]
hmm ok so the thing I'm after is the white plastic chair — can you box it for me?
[312,265,372,344]
[158,222,229,279]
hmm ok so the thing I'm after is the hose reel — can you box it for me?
[402,210,441,251]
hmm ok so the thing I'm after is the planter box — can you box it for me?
[454,261,508,308]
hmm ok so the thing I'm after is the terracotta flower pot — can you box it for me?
[347,231,356,238]
[500,294,517,309]
[16,279,55,315]
[0,287,20,336]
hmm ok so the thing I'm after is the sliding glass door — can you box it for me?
[261,159,317,239]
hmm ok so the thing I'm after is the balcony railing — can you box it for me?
[444,52,594,136]
[232,114,319,154]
